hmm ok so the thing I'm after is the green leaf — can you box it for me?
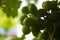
[3,7,18,18]
[26,0,30,4]
[34,0,38,3]
[2,0,22,17]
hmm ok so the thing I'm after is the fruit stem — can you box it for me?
[49,26,58,40]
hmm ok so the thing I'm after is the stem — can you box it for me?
[0,0,1,6]
[49,26,58,40]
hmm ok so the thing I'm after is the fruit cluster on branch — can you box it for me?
[20,1,60,40]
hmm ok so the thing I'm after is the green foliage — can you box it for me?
[1,0,21,18]
[34,0,38,3]
[26,0,30,4]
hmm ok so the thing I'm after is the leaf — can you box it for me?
[0,0,1,6]
[26,0,30,4]
[34,0,38,3]
[2,17,16,30]
[2,0,22,17]
[3,7,18,18]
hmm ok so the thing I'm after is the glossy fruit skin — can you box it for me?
[30,20,40,37]
[37,9,47,17]
[22,6,29,14]
[20,14,27,25]
[23,17,36,26]
[31,25,40,37]
[42,1,52,11]
[28,4,37,15]
[22,25,31,35]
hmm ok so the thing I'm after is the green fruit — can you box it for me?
[22,6,29,14]
[37,9,47,17]
[51,1,57,8]
[31,21,40,37]
[27,13,37,20]
[31,26,40,37]
[20,14,27,25]
[22,25,31,35]
[49,11,60,22]
[28,4,37,15]
[42,1,52,11]
[23,17,35,26]
[51,7,59,12]
[36,19,46,30]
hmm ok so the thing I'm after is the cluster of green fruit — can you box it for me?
[20,1,60,40]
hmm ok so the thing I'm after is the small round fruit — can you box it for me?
[28,4,37,15]
[27,13,37,20]
[22,25,31,35]
[30,21,40,37]
[49,11,60,22]
[51,1,57,8]
[31,25,40,37]
[23,17,35,26]
[37,9,47,17]
[20,14,27,25]
[35,19,46,30]
[22,6,29,14]
[42,1,52,11]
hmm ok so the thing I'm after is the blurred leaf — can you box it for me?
[2,0,22,18]
[34,0,38,3]
[0,0,1,6]
[11,34,25,40]
[1,17,16,31]
[26,0,30,4]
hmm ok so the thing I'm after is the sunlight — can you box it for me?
[24,32,34,40]
[16,24,23,38]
